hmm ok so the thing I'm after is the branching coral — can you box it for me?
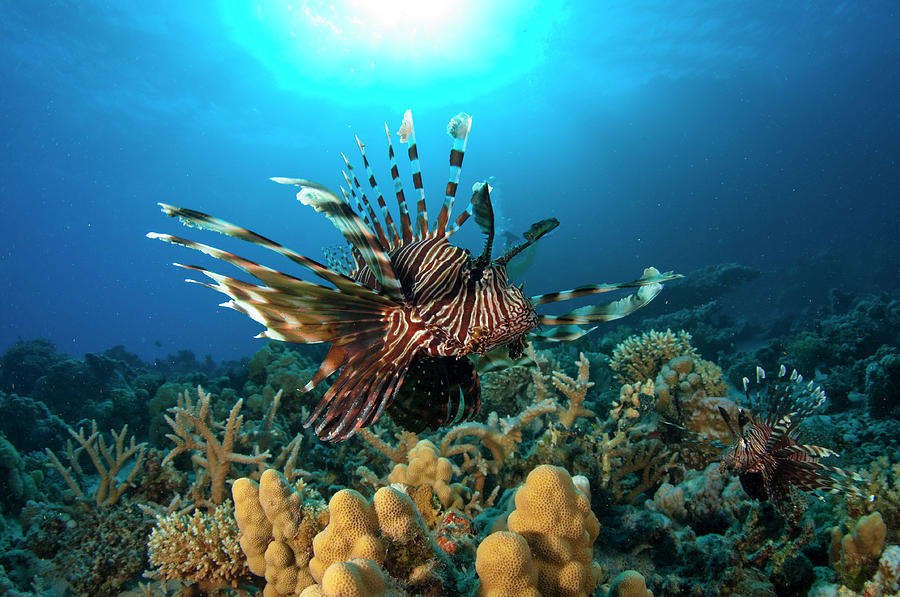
[44,420,146,506]
[547,352,596,427]
[610,329,697,386]
[161,386,270,509]
[146,502,251,591]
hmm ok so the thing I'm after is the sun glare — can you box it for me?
[219,0,566,105]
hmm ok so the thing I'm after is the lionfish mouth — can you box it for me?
[150,109,681,440]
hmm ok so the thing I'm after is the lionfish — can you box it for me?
[149,111,681,441]
[719,365,866,515]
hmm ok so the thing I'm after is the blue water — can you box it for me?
[1,1,897,362]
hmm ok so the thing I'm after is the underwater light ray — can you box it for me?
[218,0,567,105]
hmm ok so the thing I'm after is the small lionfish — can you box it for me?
[719,365,866,515]
[149,111,681,441]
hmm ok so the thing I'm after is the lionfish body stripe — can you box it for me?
[151,110,682,440]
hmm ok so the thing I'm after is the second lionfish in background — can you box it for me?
[150,110,681,440]
[719,365,869,516]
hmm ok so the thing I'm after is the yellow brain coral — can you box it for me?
[309,489,385,583]
[609,570,654,597]
[373,486,426,544]
[499,465,600,597]
[386,439,464,509]
[232,470,327,595]
[299,558,402,597]
[476,531,541,597]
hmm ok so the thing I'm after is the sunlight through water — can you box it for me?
[219,0,568,106]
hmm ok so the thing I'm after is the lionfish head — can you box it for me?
[718,406,758,474]
[459,261,539,355]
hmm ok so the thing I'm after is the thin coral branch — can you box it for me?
[44,447,85,499]
[162,386,270,510]
[358,428,420,464]
[552,352,596,427]
[46,421,146,506]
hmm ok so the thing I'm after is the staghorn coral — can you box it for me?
[44,420,146,506]
[549,352,596,427]
[360,394,560,516]
[162,386,270,509]
[146,501,252,591]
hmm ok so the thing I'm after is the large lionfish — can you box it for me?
[149,111,681,441]
[719,365,866,515]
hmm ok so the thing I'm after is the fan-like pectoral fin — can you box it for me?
[537,282,665,326]
[303,306,429,441]
[270,179,404,300]
[529,324,598,343]
[530,267,682,306]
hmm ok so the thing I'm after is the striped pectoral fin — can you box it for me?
[151,205,365,294]
[269,179,405,301]
[537,281,664,327]
[171,261,389,344]
[530,267,682,306]
[777,458,863,495]
[306,329,419,441]
[529,324,598,343]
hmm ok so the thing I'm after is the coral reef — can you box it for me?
[2,277,899,597]
[147,502,251,591]
[44,420,146,507]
